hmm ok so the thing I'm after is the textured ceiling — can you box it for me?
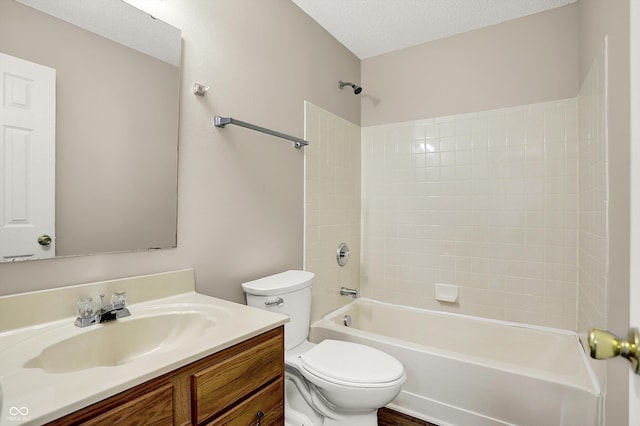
[291,0,577,59]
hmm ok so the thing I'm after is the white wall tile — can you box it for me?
[577,40,609,333]
[361,98,579,329]
[305,102,361,323]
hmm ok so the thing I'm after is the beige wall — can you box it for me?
[0,0,360,305]
[578,1,631,425]
[361,4,579,127]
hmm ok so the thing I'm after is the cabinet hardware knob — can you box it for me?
[255,410,264,426]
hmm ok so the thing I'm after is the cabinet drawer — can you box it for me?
[80,383,173,426]
[192,332,283,424]
[205,378,284,426]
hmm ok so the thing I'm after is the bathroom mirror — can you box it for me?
[0,0,181,262]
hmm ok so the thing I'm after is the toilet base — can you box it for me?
[285,408,378,426]
[285,372,379,426]
[285,374,323,426]
[321,412,378,426]
[285,409,316,426]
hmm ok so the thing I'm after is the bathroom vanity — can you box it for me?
[47,327,284,425]
[0,270,288,425]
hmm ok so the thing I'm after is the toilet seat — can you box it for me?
[300,340,405,388]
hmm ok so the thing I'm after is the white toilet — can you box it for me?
[242,270,406,426]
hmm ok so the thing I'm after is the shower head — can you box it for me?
[338,80,363,95]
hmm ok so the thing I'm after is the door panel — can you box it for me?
[0,52,55,261]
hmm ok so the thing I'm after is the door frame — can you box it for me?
[629,0,639,422]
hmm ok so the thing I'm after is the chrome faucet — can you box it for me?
[74,291,131,327]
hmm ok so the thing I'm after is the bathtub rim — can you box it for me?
[311,297,601,396]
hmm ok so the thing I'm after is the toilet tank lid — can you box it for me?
[241,270,314,296]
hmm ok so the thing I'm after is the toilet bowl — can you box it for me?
[242,270,406,426]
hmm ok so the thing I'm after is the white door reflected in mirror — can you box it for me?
[0,52,55,261]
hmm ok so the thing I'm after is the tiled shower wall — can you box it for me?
[361,99,579,329]
[304,102,361,323]
[305,52,607,331]
[577,40,609,334]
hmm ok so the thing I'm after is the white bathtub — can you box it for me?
[309,298,601,426]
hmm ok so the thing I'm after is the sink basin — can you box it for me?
[24,311,216,373]
[0,270,290,426]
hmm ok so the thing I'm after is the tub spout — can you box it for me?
[340,287,358,298]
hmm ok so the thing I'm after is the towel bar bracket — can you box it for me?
[214,116,231,127]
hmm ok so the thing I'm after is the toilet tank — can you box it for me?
[241,270,314,350]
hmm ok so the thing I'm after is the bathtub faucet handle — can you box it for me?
[340,287,358,298]
[336,243,351,266]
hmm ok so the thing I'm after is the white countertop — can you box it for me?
[0,270,288,425]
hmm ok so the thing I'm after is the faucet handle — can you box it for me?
[76,297,96,318]
[110,290,128,309]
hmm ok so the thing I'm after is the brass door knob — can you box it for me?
[588,327,639,374]
[37,235,52,246]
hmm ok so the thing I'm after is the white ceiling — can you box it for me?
[291,0,577,59]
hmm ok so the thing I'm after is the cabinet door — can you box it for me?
[192,333,282,423]
[80,383,174,426]
[206,379,284,426]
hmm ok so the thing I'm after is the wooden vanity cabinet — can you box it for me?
[47,326,284,426]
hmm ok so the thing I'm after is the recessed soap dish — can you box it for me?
[435,283,459,303]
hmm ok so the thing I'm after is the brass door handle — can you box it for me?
[588,327,639,374]
[37,235,52,246]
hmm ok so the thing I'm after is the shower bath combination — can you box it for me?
[338,80,362,94]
